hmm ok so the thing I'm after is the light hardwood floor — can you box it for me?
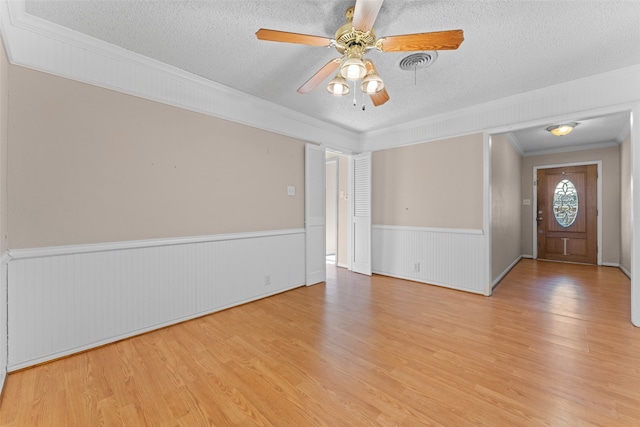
[0,259,638,426]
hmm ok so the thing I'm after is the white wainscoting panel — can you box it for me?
[372,225,487,294]
[0,253,8,393]
[7,230,305,370]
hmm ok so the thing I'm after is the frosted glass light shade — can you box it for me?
[340,57,367,81]
[360,73,384,94]
[327,75,350,96]
[546,123,578,136]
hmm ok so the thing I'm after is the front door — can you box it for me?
[536,164,597,264]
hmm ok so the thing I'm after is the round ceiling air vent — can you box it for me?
[398,52,438,71]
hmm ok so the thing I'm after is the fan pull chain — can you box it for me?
[362,91,366,111]
[352,82,357,107]
[414,65,417,85]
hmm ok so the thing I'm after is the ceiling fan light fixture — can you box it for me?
[340,57,367,80]
[327,74,350,96]
[546,123,578,136]
[360,72,384,94]
[256,3,464,108]
[340,46,367,81]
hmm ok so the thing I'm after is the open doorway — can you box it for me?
[326,152,350,268]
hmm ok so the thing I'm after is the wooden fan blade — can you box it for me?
[377,29,464,52]
[352,0,384,32]
[370,88,390,106]
[297,58,341,94]
[256,29,333,47]
[364,60,378,74]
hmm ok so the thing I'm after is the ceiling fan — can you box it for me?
[255,0,464,107]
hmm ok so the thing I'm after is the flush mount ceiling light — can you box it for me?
[546,123,579,136]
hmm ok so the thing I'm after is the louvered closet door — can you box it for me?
[352,152,372,276]
[305,144,326,285]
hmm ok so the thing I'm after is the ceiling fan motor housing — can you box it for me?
[334,7,377,54]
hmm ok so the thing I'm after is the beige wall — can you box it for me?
[0,37,8,254]
[8,66,305,249]
[620,132,631,273]
[372,133,484,229]
[521,145,621,264]
[491,134,521,281]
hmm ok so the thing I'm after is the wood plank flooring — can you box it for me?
[1,259,639,426]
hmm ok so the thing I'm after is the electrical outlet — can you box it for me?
[264,275,271,286]
[414,262,420,272]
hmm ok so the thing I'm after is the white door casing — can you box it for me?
[631,106,640,327]
[351,152,372,276]
[305,144,326,285]
[326,157,338,257]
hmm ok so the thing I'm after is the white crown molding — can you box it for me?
[2,0,639,154]
[0,0,359,152]
[504,133,525,156]
[360,64,640,151]
[616,115,632,143]
[522,140,619,157]
[8,228,305,260]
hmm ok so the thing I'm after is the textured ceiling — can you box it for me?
[507,111,630,156]
[25,0,640,148]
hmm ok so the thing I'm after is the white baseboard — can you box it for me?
[493,256,523,289]
[619,265,631,279]
[9,283,302,371]
[371,270,484,295]
[0,253,8,395]
[7,230,305,370]
[372,225,487,294]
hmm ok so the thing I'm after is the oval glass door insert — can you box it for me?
[553,179,578,227]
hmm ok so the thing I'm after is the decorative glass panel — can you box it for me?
[553,179,578,227]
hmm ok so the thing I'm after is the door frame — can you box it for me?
[305,144,326,286]
[532,161,602,265]
[325,149,353,270]
[325,156,339,262]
